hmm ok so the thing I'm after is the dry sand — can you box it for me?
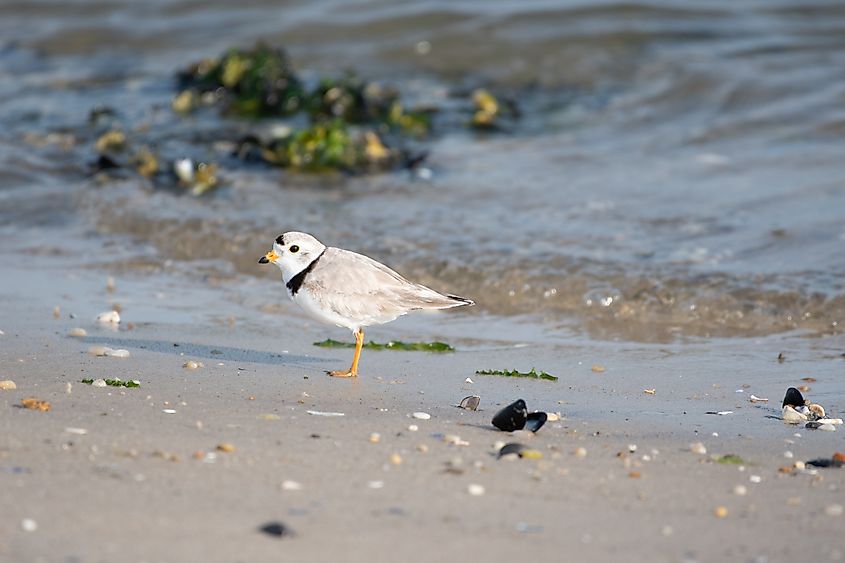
[2,254,845,563]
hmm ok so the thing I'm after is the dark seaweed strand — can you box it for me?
[286,249,326,295]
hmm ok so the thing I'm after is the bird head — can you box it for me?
[259,231,327,282]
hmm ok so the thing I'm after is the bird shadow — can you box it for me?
[82,336,327,367]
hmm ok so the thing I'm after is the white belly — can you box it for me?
[290,288,359,332]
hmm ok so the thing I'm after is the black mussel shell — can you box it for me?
[782,387,805,408]
[491,399,528,431]
[806,458,845,468]
[497,442,542,459]
[259,521,292,537]
[498,443,527,458]
[458,395,481,411]
[524,411,547,433]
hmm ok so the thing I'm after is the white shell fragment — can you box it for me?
[174,158,195,183]
[411,412,431,420]
[0,380,17,390]
[96,311,121,325]
[21,519,37,532]
[689,442,707,455]
[281,480,303,491]
[183,361,203,370]
[782,405,808,424]
[749,395,768,403]
[306,410,345,417]
[467,484,485,496]
[106,349,130,358]
[162,409,177,414]
[65,427,88,435]
[92,378,107,387]
[68,328,87,337]
[817,418,843,425]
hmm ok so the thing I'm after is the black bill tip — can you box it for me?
[258,256,270,264]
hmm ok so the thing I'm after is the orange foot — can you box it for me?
[327,369,357,378]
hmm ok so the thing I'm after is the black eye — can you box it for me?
[289,245,300,253]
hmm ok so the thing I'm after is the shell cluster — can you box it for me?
[781,387,843,431]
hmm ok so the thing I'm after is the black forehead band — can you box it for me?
[275,234,285,245]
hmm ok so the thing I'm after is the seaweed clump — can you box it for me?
[177,44,306,118]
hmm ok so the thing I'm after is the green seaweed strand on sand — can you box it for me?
[314,339,454,352]
[714,454,746,465]
[475,368,558,381]
[81,378,141,388]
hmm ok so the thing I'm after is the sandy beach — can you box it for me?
[3,1,845,560]
[3,235,845,563]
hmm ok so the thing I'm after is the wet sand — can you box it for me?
[2,250,845,562]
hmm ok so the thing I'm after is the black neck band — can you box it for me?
[286,249,326,295]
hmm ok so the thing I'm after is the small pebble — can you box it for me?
[689,442,707,455]
[467,484,485,496]
[591,364,606,373]
[389,453,402,465]
[407,424,418,432]
[416,444,429,453]
[825,504,844,517]
[369,432,381,444]
[411,412,431,420]
[443,434,470,446]
[628,444,637,453]
[714,506,728,518]
[465,377,474,384]
[281,480,302,491]
[661,525,673,537]
[216,443,235,453]
[68,328,87,337]
[546,412,561,422]
[183,361,202,370]
[644,389,656,395]
[784,451,794,459]
[0,380,17,390]
[65,382,72,394]
[367,480,384,489]
[749,475,762,484]
[162,409,177,414]
[92,378,107,388]
[65,427,88,435]
[21,518,37,532]
[257,414,280,420]
[574,447,587,458]
[89,346,110,356]
[733,485,747,496]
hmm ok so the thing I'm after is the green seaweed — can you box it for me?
[81,378,141,388]
[475,368,558,381]
[714,454,745,465]
[177,44,306,118]
[314,339,454,352]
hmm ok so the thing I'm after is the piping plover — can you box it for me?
[259,232,473,377]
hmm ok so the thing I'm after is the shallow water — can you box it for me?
[2,0,845,343]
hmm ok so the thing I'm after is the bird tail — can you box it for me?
[444,294,474,307]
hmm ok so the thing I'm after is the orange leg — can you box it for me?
[328,328,364,377]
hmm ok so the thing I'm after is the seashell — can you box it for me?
[782,405,808,424]
[782,387,805,408]
[174,158,195,184]
[0,380,17,390]
[818,419,844,425]
[497,442,542,459]
[96,311,120,325]
[458,395,480,411]
[105,348,129,358]
[92,378,107,387]
[68,328,87,337]
[411,412,430,420]
[491,399,528,432]
[806,458,845,468]
[805,422,836,431]
[689,442,707,455]
[524,412,547,433]
[808,404,826,418]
